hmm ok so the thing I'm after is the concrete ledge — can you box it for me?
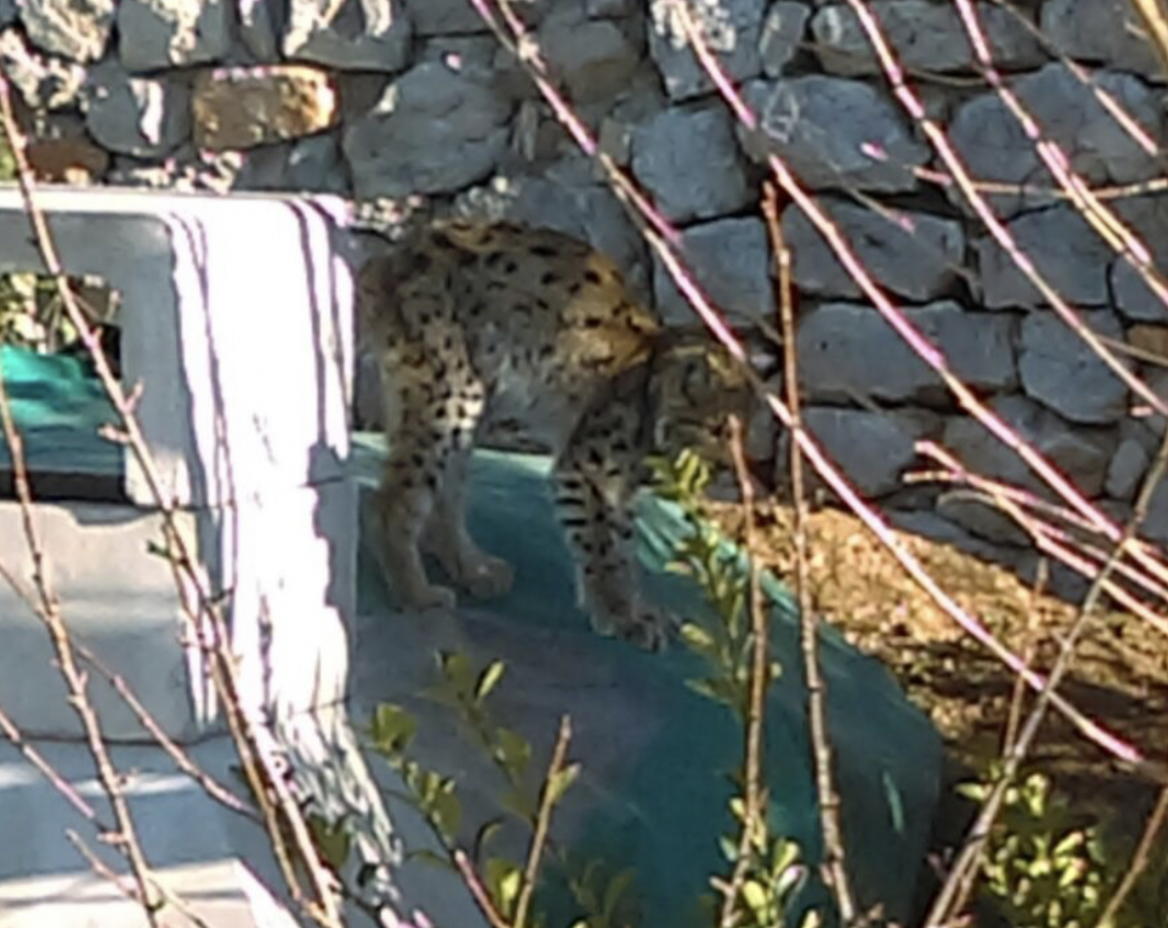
[0,860,300,928]
[0,184,355,510]
[0,478,356,740]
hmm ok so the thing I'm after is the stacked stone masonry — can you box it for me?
[4,0,1168,589]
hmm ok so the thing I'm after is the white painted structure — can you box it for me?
[0,187,400,926]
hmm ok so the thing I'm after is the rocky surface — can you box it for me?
[117,0,229,70]
[19,0,112,62]
[797,406,938,497]
[797,301,1017,404]
[783,199,965,301]
[810,0,1043,77]
[1041,0,1163,81]
[949,63,1164,215]
[283,0,411,71]
[648,0,766,100]
[192,65,337,150]
[653,217,775,324]
[1,0,1165,597]
[83,60,190,158]
[342,60,511,198]
[1017,310,1130,425]
[741,75,929,191]
[977,206,1113,308]
[632,104,752,223]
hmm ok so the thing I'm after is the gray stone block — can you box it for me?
[949,64,1164,215]
[797,300,1017,404]
[17,0,112,62]
[632,105,753,224]
[740,75,928,191]
[783,198,966,300]
[1018,310,1130,425]
[653,217,775,324]
[977,206,1112,309]
[941,394,1114,496]
[117,0,230,70]
[1042,0,1163,82]
[759,1,809,77]
[83,60,190,159]
[811,0,1043,77]
[801,406,936,497]
[343,61,512,198]
[283,0,411,71]
[649,0,767,100]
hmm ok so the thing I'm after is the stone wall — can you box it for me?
[4,0,1167,581]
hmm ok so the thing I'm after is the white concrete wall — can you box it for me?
[0,188,387,927]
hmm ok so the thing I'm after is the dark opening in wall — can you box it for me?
[0,274,124,502]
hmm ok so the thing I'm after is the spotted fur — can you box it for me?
[357,219,747,650]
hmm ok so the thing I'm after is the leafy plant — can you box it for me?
[365,652,633,928]
[960,767,1165,928]
[650,449,781,714]
[652,449,816,928]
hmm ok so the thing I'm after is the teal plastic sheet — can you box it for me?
[0,345,119,477]
[1,345,943,926]
[350,438,943,927]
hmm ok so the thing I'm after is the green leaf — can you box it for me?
[546,762,581,805]
[679,621,722,663]
[494,726,532,776]
[741,878,769,916]
[501,786,538,823]
[485,857,523,917]
[369,703,417,755]
[473,818,505,864]
[438,651,474,695]
[475,660,507,704]
[430,789,462,842]
[602,867,636,920]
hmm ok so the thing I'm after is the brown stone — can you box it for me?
[26,137,109,184]
[192,65,338,151]
[1128,324,1168,363]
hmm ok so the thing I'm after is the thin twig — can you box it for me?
[514,716,572,928]
[0,550,257,824]
[761,184,855,922]
[0,700,103,825]
[915,448,1168,639]
[718,415,772,928]
[950,0,1168,315]
[662,2,1158,776]
[1128,0,1168,80]
[77,645,260,821]
[0,326,161,925]
[67,830,216,928]
[1002,561,1046,756]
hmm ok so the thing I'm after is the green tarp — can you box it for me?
[2,345,943,926]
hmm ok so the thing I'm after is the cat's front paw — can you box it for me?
[588,603,675,652]
[460,553,515,600]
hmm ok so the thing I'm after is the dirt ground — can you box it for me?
[707,497,1168,846]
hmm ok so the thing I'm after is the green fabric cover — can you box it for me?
[2,345,943,926]
[351,439,942,927]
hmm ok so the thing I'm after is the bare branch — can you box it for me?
[514,716,572,928]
